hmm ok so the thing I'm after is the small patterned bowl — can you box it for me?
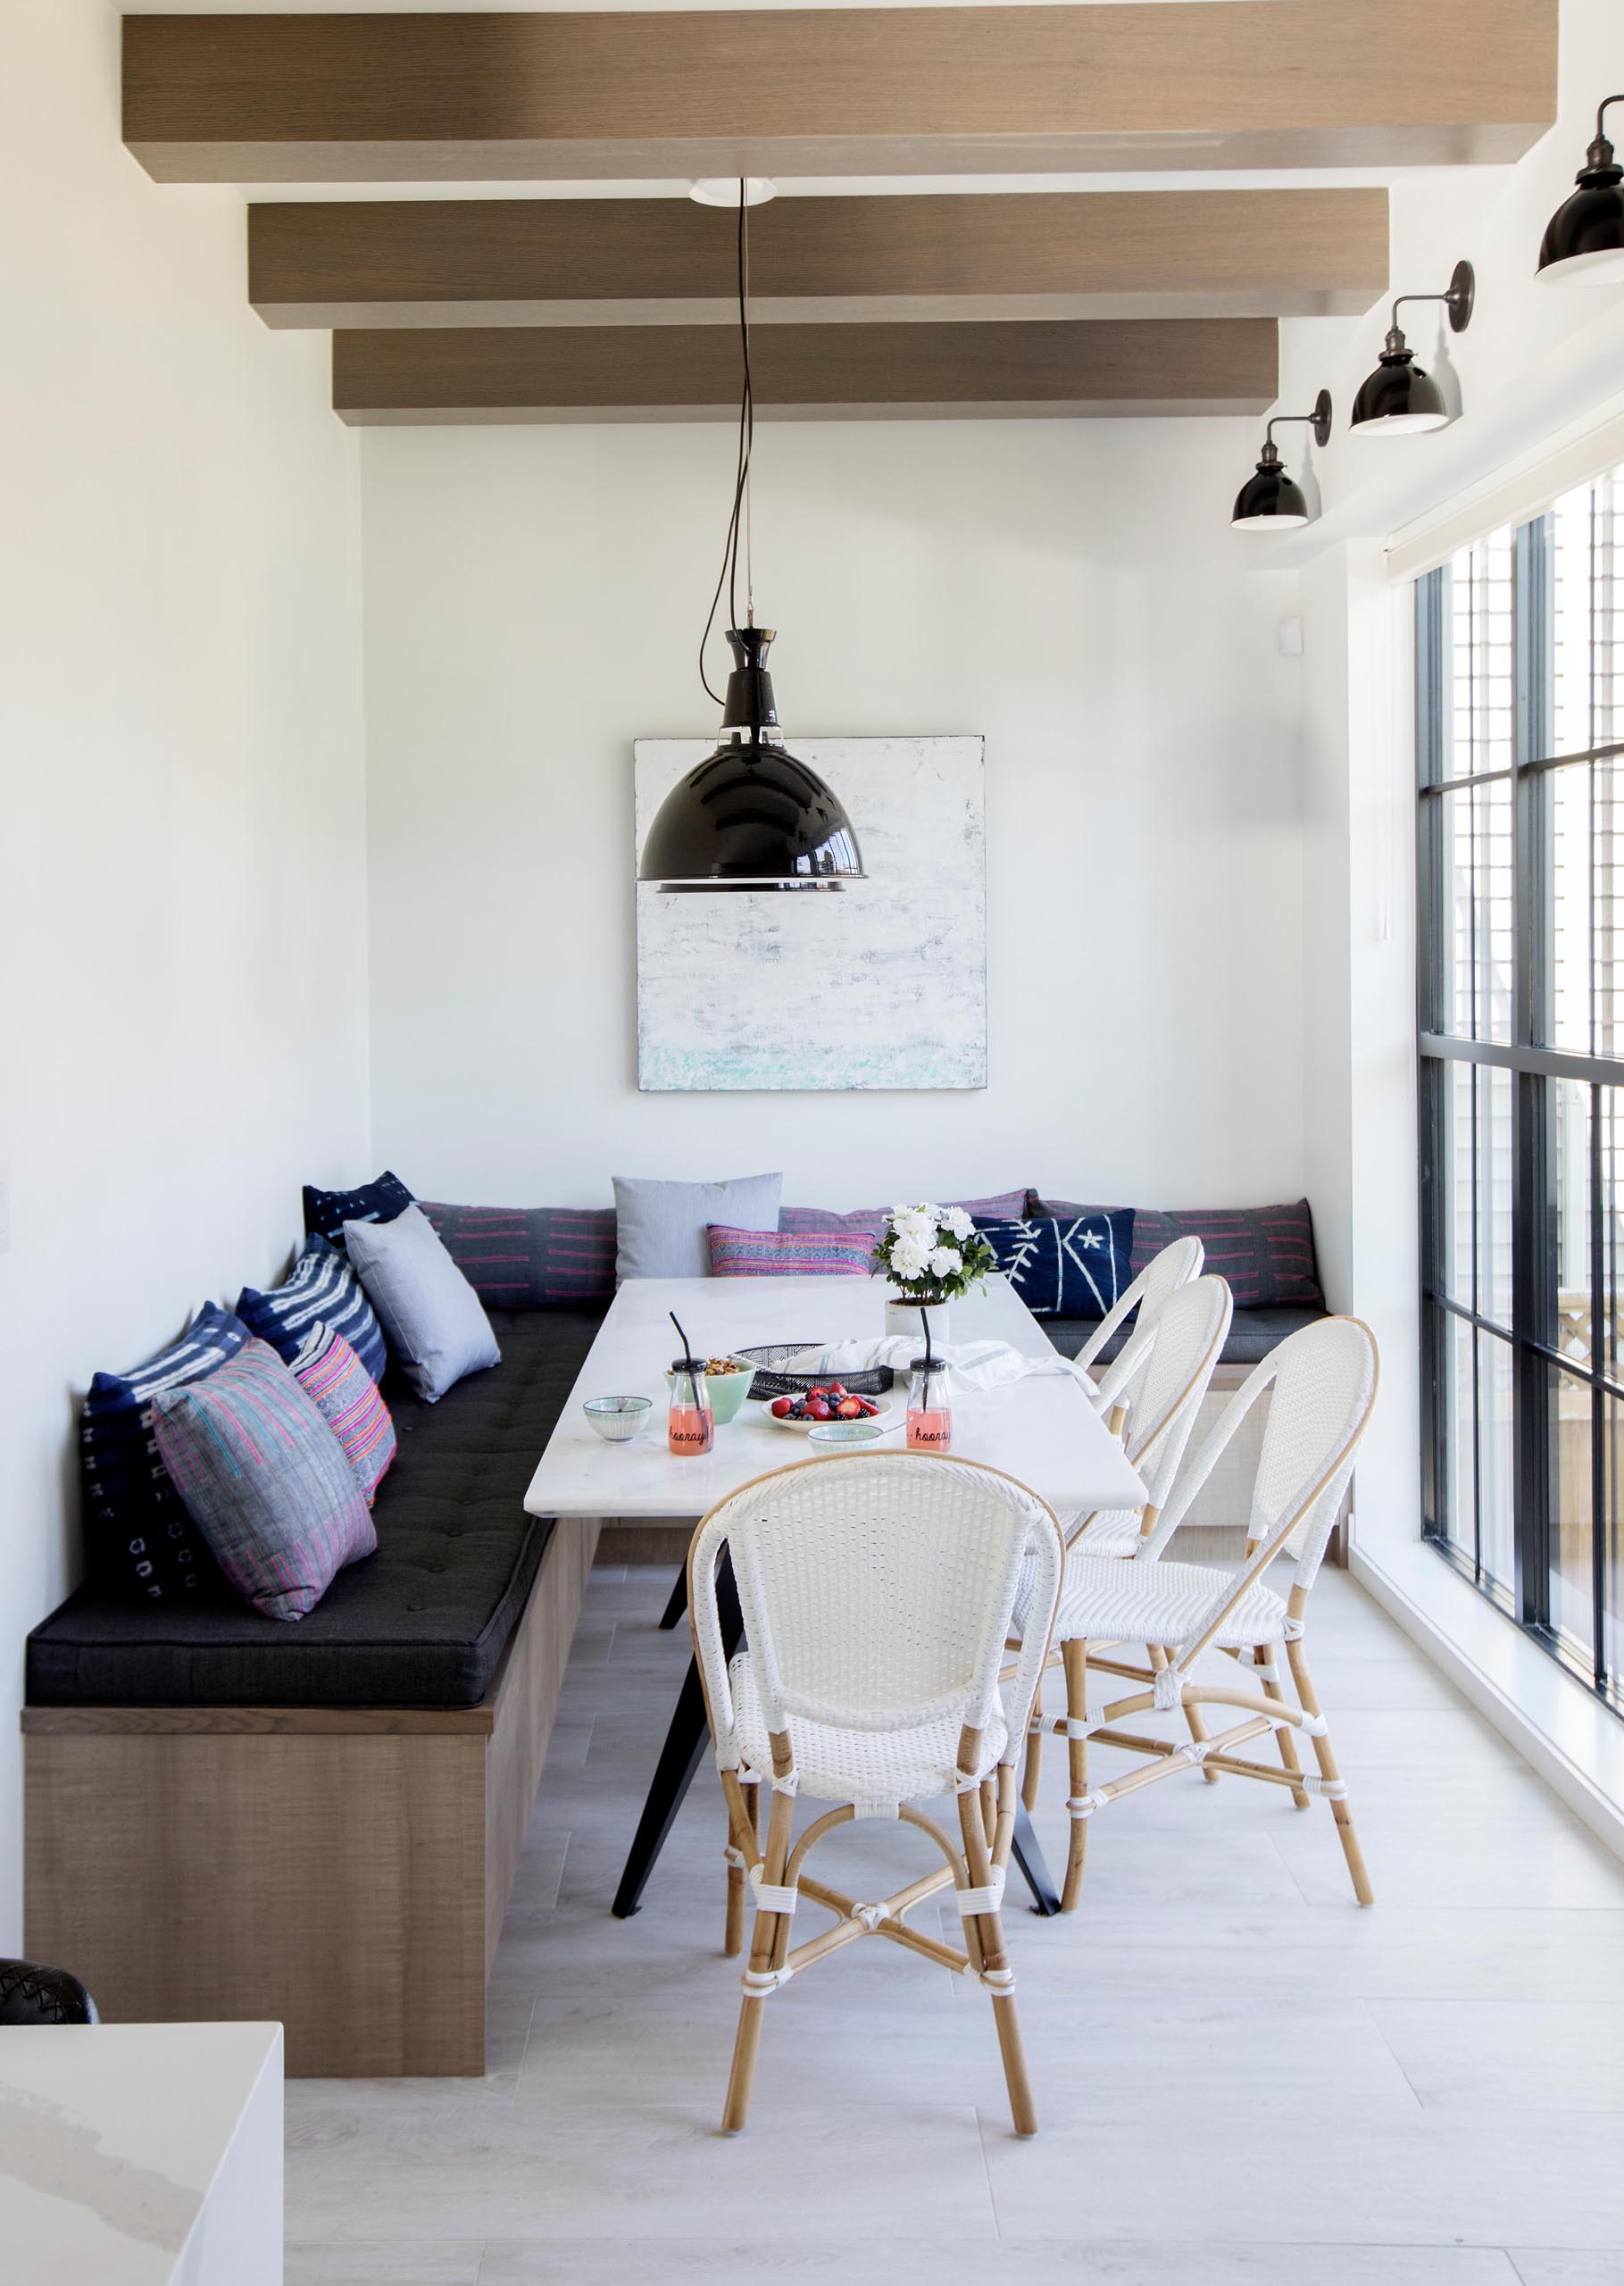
[807,1418,891,1452]
[583,1396,654,1443]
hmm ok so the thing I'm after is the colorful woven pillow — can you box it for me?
[79,1304,251,1600]
[419,1202,617,1310]
[151,1339,376,1622]
[976,1213,1135,1319]
[237,1233,387,1383]
[781,1189,1028,1235]
[1037,1197,1323,1309]
[303,1170,415,1248]
[291,1323,396,1506]
[708,1223,875,1276]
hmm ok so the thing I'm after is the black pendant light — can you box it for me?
[638,183,864,895]
[1231,390,1332,530]
[1350,262,1474,437]
[1537,96,1624,286]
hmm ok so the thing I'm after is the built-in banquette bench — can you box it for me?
[23,1309,604,2080]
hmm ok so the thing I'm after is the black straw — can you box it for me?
[920,1305,933,1369]
[670,1310,697,1368]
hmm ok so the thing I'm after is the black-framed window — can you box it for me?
[1419,464,1624,1708]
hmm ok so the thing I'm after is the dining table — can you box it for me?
[522,1272,1148,1917]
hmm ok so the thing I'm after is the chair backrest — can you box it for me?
[688,1454,1066,1776]
[1062,1275,1231,1550]
[1076,1234,1205,1396]
[1139,1316,1378,1594]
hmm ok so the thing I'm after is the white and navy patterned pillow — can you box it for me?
[237,1234,387,1384]
[80,1304,250,1599]
[975,1213,1136,1319]
[302,1170,414,1248]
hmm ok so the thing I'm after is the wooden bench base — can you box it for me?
[22,1516,598,2078]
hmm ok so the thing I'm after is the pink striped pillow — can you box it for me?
[707,1223,877,1277]
[292,1322,397,1506]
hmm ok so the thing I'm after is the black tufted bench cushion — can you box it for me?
[1045,1303,1328,1372]
[28,1308,605,1711]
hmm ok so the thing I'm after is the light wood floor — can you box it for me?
[287,1557,1624,2285]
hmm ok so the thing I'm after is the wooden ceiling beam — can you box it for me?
[330,317,1278,423]
[252,188,1388,330]
[126,4,1553,183]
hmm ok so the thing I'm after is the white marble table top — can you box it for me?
[523,1273,1145,1521]
[0,2021,282,2286]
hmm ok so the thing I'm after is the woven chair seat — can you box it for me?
[729,1650,1010,1810]
[1070,1508,1143,1557]
[1046,1555,1289,1649]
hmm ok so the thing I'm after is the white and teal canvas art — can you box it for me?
[634,734,987,1092]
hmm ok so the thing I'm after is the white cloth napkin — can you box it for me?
[781,1335,1093,1399]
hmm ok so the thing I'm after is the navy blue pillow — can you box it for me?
[80,1304,251,1599]
[237,1233,388,1384]
[303,1170,414,1248]
[975,1212,1136,1320]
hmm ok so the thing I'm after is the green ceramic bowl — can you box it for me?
[664,1358,758,1426]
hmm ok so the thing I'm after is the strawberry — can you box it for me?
[837,1397,863,1419]
[806,1397,832,1421]
[770,1396,795,1419]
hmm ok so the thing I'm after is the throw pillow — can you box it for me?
[152,1339,376,1622]
[1037,1197,1324,1309]
[303,1170,415,1248]
[780,1189,1027,1234]
[237,1232,387,1383]
[976,1213,1136,1320]
[291,1322,397,1505]
[344,1205,502,1403]
[612,1172,783,1281]
[708,1223,875,1277]
[419,1201,617,1310]
[79,1304,251,1600]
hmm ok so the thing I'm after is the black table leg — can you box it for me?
[656,1569,689,1631]
[1011,1803,1062,1916]
[612,1557,740,1918]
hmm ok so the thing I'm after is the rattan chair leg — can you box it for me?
[1252,1650,1311,1808]
[1022,1671,1045,1811]
[1287,1631,1373,1906]
[956,1778,1036,2136]
[1060,1637,1090,1913]
[721,1748,799,2132]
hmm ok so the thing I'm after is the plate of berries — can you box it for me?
[761,1381,894,1431]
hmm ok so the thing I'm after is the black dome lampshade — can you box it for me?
[1231,389,1332,530]
[1537,96,1624,286]
[638,627,864,893]
[1351,261,1474,437]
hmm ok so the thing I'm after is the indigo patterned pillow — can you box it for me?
[1037,1197,1323,1309]
[237,1233,387,1383]
[291,1323,397,1506]
[976,1213,1136,1320]
[419,1202,617,1309]
[303,1170,415,1248]
[79,1304,250,1600]
[152,1339,376,1623]
[708,1223,876,1276]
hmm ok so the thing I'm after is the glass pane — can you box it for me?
[1596,753,1624,1062]
[1443,1314,1477,1568]
[1553,1078,1594,1368]
[1604,1390,1623,1699]
[1548,1364,1596,1666]
[1477,1064,1513,1331]
[1436,1057,1474,1306]
[1603,1089,1624,1388]
[1435,788,1471,1034]
[1478,1331,1515,1597]
[1474,780,1514,1041]
[1553,469,1624,760]
[1443,530,1516,780]
[1551,760,1593,1053]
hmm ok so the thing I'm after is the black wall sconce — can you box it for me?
[1350,262,1474,437]
[1231,390,1333,530]
[1537,96,1624,286]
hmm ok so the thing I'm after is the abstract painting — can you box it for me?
[635,735,987,1091]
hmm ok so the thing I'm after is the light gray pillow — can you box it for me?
[613,1172,783,1281]
[344,1205,501,1403]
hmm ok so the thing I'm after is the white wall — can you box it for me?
[0,3,371,1945]
[362,417,1306,1215]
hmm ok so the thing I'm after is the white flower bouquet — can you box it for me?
[871,1202,997,1306]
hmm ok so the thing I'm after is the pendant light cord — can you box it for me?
[698,182,756,706]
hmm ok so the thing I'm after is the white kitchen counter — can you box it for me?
[0,2021,282,2286]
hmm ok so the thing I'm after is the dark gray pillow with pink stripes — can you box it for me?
[1035,1196,1323,1310]
[418,1202,617,1310]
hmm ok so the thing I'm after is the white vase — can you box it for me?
[885,1294,952,1346]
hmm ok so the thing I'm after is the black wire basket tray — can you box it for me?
[733,1344,896,1401]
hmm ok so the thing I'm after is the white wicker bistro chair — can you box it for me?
[1072,1235,1205,1426]
[1029,1316,1379,1913]
[687,1452,1067,2137]
[1020,1276,1232,1820]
